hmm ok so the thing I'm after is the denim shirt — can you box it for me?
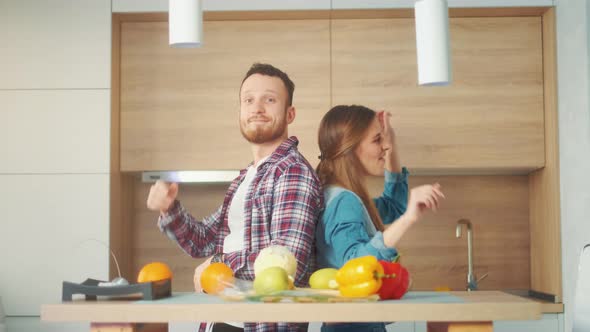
[316,168,409,269]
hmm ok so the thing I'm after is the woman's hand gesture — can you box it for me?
[377,110,401,173]
[378,110,395,152]
[405,183,446,222]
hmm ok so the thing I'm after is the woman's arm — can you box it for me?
[320,192,398,267]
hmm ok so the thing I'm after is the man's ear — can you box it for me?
[286,106,296,124]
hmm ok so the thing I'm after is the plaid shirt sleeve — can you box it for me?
[157,199,221,258]
[223,163,322,285]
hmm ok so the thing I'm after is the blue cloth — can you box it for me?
[315,168,409,270]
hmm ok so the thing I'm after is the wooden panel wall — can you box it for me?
[529,8,562,299]
[132,175,530,291]
[120,19,330,171]
[331,17,545,173]
[374,175,531,291]
[111,15,133,280]
[132,181,228,291]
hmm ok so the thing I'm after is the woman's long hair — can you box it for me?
[316,105,384,232]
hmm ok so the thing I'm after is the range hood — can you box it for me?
[142,171,240,183]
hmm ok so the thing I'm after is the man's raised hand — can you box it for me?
[146,180,178,214]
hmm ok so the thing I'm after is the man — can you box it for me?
[146,63,322,332]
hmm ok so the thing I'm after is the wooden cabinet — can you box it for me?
[331,17,544,173]
[118,14,545,173]
[120,18,330,171]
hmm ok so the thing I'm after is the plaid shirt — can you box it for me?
[158,137,323,332]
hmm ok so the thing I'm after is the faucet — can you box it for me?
[456,219,487,291]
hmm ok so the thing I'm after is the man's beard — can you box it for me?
[240,117,287,144]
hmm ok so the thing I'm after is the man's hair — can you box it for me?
[241,63,295,106]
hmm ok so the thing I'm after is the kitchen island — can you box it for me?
[41,291,560,332]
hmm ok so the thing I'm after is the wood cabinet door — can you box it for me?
[120,15,544,174]
[120,19,330,171]
[331,17,545,173]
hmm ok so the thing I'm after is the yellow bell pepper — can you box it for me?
[335,255,384,298]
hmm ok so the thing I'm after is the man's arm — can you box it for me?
[223,163,322,284]
[157,200,221,258]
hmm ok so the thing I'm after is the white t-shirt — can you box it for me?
[223,157,267,253]
[216,157,268,330]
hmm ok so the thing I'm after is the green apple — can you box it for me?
[253,266,290,295]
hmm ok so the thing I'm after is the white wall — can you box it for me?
[111,0,553,12]
[555,0,590,331]
[0,0,111,320]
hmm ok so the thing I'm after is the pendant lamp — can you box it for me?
[169,0,202,48]
[414,0,452,86]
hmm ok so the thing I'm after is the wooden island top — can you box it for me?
[42,290,562,332]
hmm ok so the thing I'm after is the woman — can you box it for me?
[315,105,444,332]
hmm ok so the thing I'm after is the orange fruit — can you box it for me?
[200,262,234,295]
[137,262,173,283]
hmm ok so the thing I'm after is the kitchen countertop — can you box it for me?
[500,289,563,313]
[42,291,551,323]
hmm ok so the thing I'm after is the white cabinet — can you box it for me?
[0,90,110,174]
[0,0,111,317]
[0,0,110,89]
[494,314,563,332]
[331,0,553,9]
[0,175,109,315]
[414,314,563,332]
[112,0,331,12]
[5,317,87,332]
[112,0,553,12]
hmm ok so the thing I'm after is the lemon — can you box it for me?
[309,268,339,290]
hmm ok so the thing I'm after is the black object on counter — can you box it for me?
[62,278,171,301]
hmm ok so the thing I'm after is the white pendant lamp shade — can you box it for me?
[414,0,451,86]
[169,0,202,48]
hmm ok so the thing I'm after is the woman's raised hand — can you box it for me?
[405,183,445,222]
[378,110,395,151]
[378,110,402,173]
